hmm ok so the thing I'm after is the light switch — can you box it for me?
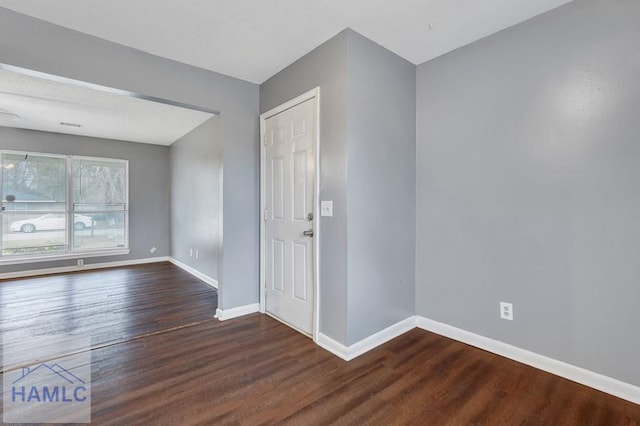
[321,201,333,217]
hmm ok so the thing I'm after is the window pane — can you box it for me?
[1,153,67,257]
[2,212,67,256]
[73,212,126,251]
[73,159,126,209]
[72,158,128,252]
[2,153,66,212]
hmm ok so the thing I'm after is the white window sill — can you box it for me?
[0,249,131,266]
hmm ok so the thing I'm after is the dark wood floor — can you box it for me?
[1,262,639,425]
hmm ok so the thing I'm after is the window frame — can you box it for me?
[70,155,130,254]
[0,150,130,264]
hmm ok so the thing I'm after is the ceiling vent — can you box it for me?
[60,121,82,128]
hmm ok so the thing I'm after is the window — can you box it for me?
[73,157,128,251]
[1,151,128,262]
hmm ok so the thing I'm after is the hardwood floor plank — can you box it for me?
[1,263,639,425]
[0,262,217,370]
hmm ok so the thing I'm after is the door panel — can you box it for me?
[272,239,285,292]
[292,242,307,301]
[292,152,307,221]
[271,157,285,220]
[264,97,316,335]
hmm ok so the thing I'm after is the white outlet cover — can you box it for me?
[321,200,333,217]
[500,302,514,321]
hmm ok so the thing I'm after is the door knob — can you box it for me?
[303,229,314,237]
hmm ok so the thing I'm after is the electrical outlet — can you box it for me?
[500,302,513,321]
[149,246,157,254]
[77,259,84,267]
[189,248,193,257]
[195,249,199,260]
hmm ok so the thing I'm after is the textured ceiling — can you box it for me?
[0,0,576,84]
[0,68,214,145]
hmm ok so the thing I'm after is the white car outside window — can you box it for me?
[9,214,94,233]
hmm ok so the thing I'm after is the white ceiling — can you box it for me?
[0,68,214,145]
[0,0,576,84]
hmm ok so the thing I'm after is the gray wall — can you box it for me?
[170,116,222,280]
[416,0,640,386]
[0,127,169,273]
[261,31,350,344]
[346,32,415,344]
[261,29,416,345]
[0,7,259,310]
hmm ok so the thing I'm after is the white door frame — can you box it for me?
[259,87,320,341]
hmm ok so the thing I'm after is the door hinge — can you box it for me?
[263,134,268,146]
[264,208,268,221]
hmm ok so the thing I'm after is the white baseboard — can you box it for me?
[215,303,260,321]
[0,256,170,280]
[415,316,640,405]
[317,316,416,361]
[168,258,218,289]
[316,333,350,360]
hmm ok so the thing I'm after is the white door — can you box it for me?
[263,97,316,335]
